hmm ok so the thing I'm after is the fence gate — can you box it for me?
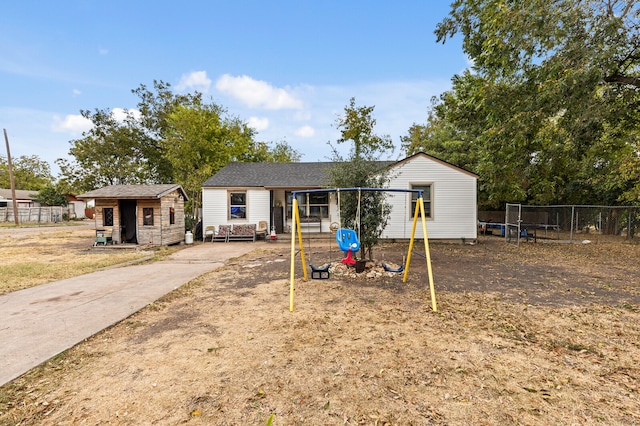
[505,203,522,245]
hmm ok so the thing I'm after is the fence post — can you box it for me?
[570,206,575,242]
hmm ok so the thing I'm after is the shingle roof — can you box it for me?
[202,162,335,188]
[0,189,38,200]
[77,184,188,200]
[202,153,476,189]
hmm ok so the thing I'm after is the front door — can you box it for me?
[119,200,137,243]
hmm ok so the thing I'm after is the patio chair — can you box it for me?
[256,221,268,240]
[204,226,215,242]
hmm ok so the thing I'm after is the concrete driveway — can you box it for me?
[0,241,265,386]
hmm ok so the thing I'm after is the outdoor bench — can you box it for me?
[227,223,257,242]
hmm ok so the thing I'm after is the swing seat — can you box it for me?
[382,263,405,273]
[310,263,331,280]
[336,228,360,253]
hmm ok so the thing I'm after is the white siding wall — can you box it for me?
[382,155,477,240]
[202,187,271,232]
[202,154,477,240]
[247,189,271,225]
[202,188,228,231]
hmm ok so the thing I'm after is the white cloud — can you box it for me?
[51,114,93,135]
[111,107,141,122]
[215,74,303,110]
[176,70,212,93]
[99,48,109,55]
[247,116,269,131]
[294,125,315,138]
[72,89,82,96]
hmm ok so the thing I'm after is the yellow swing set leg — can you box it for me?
[290,199,308,312]
[402,196,437,312]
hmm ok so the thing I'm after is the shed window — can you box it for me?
[230,192,246,219]
[103,208,114,226]
[169,207,175,225]
[143,208,154,226]
[410,184,432,218]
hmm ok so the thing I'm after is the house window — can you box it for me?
[143,207,154,226]
[230,192,246,219]
[169,207,175,225]
[286,192,329,219]
[308,192,329,218]
[410,184,432,218]
[286,192,305,219]
[103,208,114,226]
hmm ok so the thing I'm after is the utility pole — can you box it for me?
[3,129,20,226]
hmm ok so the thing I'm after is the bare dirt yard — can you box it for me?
[1,236,639,425]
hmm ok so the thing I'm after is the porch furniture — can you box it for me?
[212,225,231,242]
[299,215,321,231]
[227,223,257,242]
[204,226,215,242]
[256,221,268,240]
[94,229,113,246]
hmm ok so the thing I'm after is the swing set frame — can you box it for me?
[289,187,437,312]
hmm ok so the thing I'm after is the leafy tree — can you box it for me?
[132,80,203,180]
[60,80,301,203]
[164,103,254,220]
[58,108,162,192]
[0,155,53,190]
[31,183,68,206]
[164,102,301,222]
[245,140,301,163]
[401,97,479,173]
[328,98,394,260]
[409,0,640,207]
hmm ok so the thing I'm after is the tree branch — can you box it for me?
[603,74,640,88]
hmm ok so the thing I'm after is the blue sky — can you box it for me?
[1,1,468,176]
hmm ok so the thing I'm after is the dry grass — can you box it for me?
[0,227,160,295]
[0,239,639,425]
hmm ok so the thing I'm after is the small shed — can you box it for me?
[77,184,188,246]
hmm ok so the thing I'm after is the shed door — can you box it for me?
[120,200,137,243]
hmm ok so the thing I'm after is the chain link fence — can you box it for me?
[503,204,640,245]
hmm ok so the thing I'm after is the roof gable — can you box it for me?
[389,152,478,179]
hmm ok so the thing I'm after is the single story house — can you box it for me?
[0,189,38,208]
[66,194,87,219]
[202,152,478,240]
[77,184,188,246]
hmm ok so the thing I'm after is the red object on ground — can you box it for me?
[341,248,356,265]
